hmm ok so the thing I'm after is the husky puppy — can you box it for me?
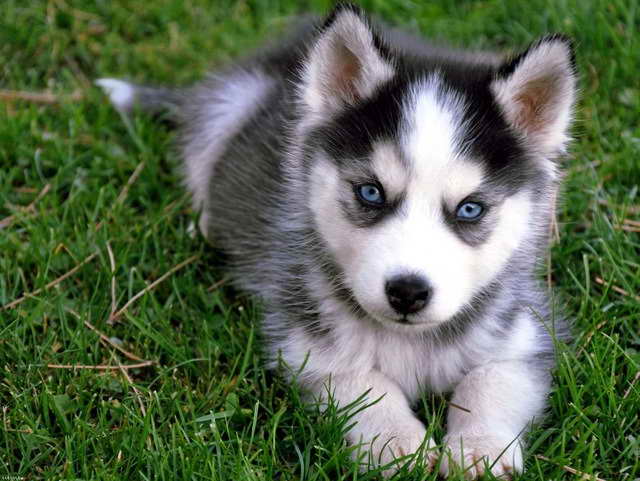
[98,4,576,477]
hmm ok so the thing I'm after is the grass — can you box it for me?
[0,0,638,479]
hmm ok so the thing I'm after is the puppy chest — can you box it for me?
[374,336,470,399]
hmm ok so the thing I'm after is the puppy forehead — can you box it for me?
[400,76,486,200]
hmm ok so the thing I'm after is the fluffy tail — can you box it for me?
[95,78,181,118]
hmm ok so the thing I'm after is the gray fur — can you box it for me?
[98,6,574,477]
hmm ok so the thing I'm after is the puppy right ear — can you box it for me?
[300,4,395,117]
[491,35,577,158]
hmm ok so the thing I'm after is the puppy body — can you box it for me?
[99,5,575,477]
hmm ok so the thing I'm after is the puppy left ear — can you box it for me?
[301,3,395,117]
[491,35,577,157]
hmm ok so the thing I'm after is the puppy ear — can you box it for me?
[301,3,394,117]
[491,35,577,157]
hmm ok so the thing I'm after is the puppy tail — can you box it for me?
[95,78,181,119]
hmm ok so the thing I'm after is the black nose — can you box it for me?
[385,275,431,315]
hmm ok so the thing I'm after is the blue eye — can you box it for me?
[456,201,484,220]
[356,184,385,206]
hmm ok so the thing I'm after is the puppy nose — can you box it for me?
[385,275,431,315]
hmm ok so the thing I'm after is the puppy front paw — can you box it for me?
[351,421,436,476]
[440,433,523,479]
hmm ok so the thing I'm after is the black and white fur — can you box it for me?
[98,5,576,478]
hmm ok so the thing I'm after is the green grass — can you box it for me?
[1,0,638,479]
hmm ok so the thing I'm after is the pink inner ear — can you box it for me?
[331,44,362,104]
[513,78,557,135]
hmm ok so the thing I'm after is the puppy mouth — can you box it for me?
[373,310,423,328]
[381,310,445,330]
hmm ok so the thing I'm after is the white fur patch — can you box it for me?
[441,354,547,477]
[95,78,135,112]
[323,370,435,475]
[401,76,469,185]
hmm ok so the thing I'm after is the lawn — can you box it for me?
[0,0,638,479]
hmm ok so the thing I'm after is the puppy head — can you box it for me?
[300,5,576,330]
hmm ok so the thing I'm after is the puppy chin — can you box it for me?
[363,305,443,333]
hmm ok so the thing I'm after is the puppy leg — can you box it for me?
[318,371,436,475]
[440,361,548,479]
